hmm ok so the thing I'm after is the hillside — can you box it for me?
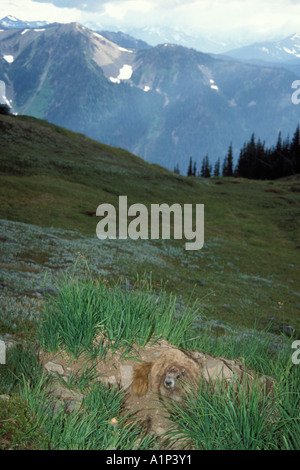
[0,113,299,339]
[0,22,299,171]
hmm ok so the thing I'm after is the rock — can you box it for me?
[203,359,233,382]
[5,339,21,351]
[107,375,117,386]
[44,361,64,375]
[49,385,84,413]
[120,365,133,390]
[192,351,207,360]
[97,375,118,386]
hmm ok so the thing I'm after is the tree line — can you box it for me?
[174,124,300,180]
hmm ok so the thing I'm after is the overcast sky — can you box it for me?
[0,0,299,43]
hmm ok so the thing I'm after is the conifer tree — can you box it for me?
[193,160,197,177]
[222,143,234,177]
[187,157,193,176]
[174,163,180,174]
[214,158,220,177]
[291,125,300,174]
[201,155,211,178]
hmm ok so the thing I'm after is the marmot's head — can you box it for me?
[163,364,186,391]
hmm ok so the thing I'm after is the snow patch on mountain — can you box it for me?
[119,65,133,79]
[117,46,133,53]
[93,32,105,40]
[3,55,14,63]
[282,46,300,58]
[109,64,133,84]
[209,78,219,90]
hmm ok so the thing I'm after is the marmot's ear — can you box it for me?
[181,369,186,376]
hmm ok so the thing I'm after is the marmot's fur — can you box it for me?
[132,348,202,402]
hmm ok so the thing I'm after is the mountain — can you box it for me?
[0,21,298,171]
[0,15,49,30]
[227,33,300,63]
[99,30,151,50]
[121,25,228,54]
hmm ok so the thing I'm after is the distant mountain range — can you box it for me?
[0,18,299,171]
[107,25,228,54]
[227,33,300,63]
[0,15,49,30]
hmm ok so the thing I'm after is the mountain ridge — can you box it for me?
[227,33,300,63]
[0,15,49,30]
[0,20,299,171]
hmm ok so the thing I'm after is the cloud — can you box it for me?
[31,0,197,10]
[0,0,80,22]
[0,0,299,42]
[32,0,106,12]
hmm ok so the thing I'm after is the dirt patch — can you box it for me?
[38,339,176,438]
[38,341,275,445]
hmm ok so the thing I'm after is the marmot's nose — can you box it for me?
[165,379,173,387]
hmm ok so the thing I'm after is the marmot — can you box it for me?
[132,348,202,402]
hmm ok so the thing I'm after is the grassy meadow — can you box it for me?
[0,113,299,449]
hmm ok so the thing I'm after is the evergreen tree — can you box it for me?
[187,157,193,176]
[201,155,211,178]
[214,158,220,177]
[222,143,234,177]
[235,125,300,180]
[174,163,180,174]
[276,131,282,153]
[193,160,197,177]
[291,125,300,174]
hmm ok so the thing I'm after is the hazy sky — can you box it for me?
[0,0,299,42]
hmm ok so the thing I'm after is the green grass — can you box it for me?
[1,275,299,450]
[164,369,300,450]
[38,271,200,359]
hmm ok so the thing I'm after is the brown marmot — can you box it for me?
[132,348,202,402]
